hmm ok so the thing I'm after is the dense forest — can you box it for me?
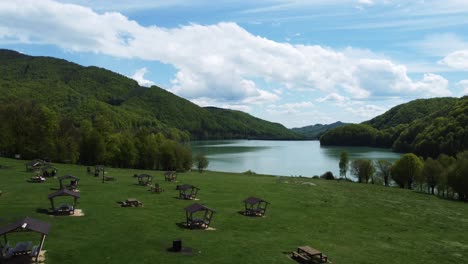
[320,97,468,158]
[291,121,347,139]
[0,49,299,140]
[0,49,300,169]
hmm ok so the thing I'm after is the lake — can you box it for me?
[191,140,402,177]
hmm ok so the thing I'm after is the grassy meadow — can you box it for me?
[0,157,467,264]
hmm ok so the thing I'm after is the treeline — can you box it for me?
[336,151,468,201]
[320,97,468,158]
[0,99,192,171]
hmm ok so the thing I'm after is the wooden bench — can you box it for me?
[292,251,310,263]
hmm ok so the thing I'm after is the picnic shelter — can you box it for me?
[58,175,80,190]
[48,189,80,215]
[137,174,153,186]
[243,197,270,216]
[184,203,215,229]
[0,217,50,262]
[177,184,200,200]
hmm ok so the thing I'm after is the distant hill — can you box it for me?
[0,49,299,140]
[320,97,468,157]
[291,121,348,139]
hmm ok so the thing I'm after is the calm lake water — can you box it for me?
[191,140,402,177]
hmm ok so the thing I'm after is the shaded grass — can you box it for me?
[0,157,467,263]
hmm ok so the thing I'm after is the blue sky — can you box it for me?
[1,0,468,128]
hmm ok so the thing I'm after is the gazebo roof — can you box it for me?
[137,174,152,179]
[48,189,80,199]
[0,217,51,236]
[178,184,199,191]
[185,203,214,213]
[41,165,57,171]
[25,159,43,167]
[58,174,79,181]
[243,197,269,205]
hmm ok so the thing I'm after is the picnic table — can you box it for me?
[293,246,328,263]
[121,198,143,207]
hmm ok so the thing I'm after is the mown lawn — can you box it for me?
[0,157,467,264]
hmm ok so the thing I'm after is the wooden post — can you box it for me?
[36,234,47,262]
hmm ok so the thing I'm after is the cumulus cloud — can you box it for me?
[316,93,348,103]
[0,0,453,107]
[439,50,468,70]
[267,102,314,114]
[131,67,155,87]
[345,104,386,119]
[456,80,468,95]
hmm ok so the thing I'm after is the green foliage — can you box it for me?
[0,49,298,141]
[194,154,209,173]
[339,151,349,179]
[320,171,335,180]
[391,153,424,189]
[421,158,443,194]
[320,124,379,146]
[320,97,468,158]
[447,151,468,201]
[292,121,347,139]
[350,159,375,183]
[376,160,392,186]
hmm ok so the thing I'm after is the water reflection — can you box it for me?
[191,140,401,177]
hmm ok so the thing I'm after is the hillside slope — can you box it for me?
[320,97,468,157]
[291,121,347,139]
[0,49,298,140]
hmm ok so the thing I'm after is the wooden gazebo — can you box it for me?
[184,203,215,229]
[41,165,57,177]
[164,171,177,182]
[48,189,80,215]
[243,197,270,216]
[137,174,153,186]
[0,217,50,262]
[25,159,44,172]
[177,184,200,200]
[58,175,80,190]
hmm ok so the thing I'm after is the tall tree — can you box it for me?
[391,153,423,189]
[351,159,375,183]
[339,151,349,180]
[376,160,392,186]
[195,154,209,173]
[421,157,443,194]
[447,151,468,201]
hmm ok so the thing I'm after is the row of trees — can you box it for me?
[0,99,193,171]
[339,151,468,201]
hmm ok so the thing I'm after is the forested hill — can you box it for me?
[320,97,468,158]
[291,121,347,139]
[0,49,298,140]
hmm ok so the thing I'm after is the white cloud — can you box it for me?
[409,33,468,56]
[358,0,374,5]
[316,93,348,103]
[456,80,468,95]
[439,50,468,70]
[267,102,314,114]
[0,0,454,108]
[131,67,154,87]
[345,104,386,119]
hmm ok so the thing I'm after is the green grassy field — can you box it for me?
[0,157,467,264]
